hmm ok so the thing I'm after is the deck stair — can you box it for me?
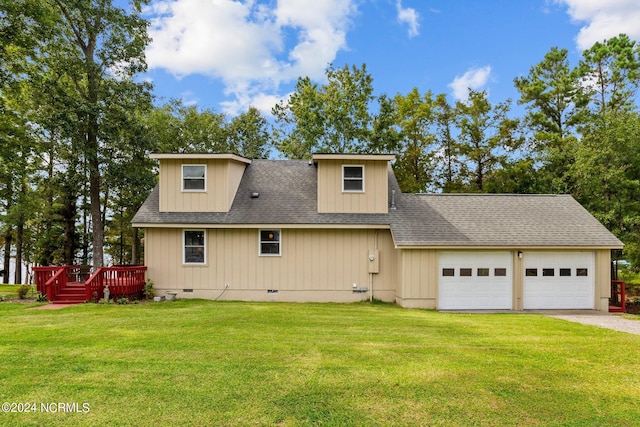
[52,282,87,304]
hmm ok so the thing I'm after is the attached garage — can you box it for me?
[438,251,513,310]
[523,251,595,309]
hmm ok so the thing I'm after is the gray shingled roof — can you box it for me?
[133,160,399,226]
[132,159,623,248]
[392,193,623,247]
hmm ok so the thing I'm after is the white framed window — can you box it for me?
[342,165,364,192]
[182,164,206,191]
[259,229,281,256]
[184,230,206,264]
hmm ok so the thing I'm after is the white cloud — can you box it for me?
[396,0,420,38]
[448,66,493,101]
[144,0,357,114]
[179,91,199,107]
[555,0,640,50]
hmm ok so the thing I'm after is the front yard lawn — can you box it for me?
[1,300,639,426]
[0,284,19,298]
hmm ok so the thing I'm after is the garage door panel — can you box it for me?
[438,251,512,310]
[523,252,594,309]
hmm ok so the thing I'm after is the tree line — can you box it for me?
[1,1,639,283]
[272,36,640,267]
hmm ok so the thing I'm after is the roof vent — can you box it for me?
[390,189,397,210]
[251,192,259,198]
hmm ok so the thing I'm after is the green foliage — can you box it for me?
[572,111,640,249]
[144,100,270,159]
[227,107,270,159]
[143,279,154,300]
[272,64,377,157]
[391,88,438,193]
[578,33,640,115]
[35,292,47,302]
[484,158,544,194]
[514,47,587,141]
[146,100,228,153]
[0,0,154,269]
[454,90,523,191]
[17,284,30,299]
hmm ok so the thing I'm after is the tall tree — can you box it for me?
[272,64,375,157]
[454,90,521,192]
[0,88,35,283]
[0,105,19,283]
[271,77,322,159]
[578,34,640,116]
[514,47,587,145]
[514,47,587,193]
[369,94,400,154]
[145,100,228,153]
[572,111,640,265]
[226,107,270,159]
[434,94,462,192]
[392,88,438,193]
[4,0,153,268]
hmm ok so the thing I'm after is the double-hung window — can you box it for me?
[342,165,364,192]
[182,165,206,191]
[259,230,281,256]
[184,230,206,264]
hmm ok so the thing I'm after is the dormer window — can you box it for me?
[182,165,206,191]
[342,165,364,192]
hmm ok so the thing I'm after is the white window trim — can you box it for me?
[342,164,365,193]
[182,164,207,192]
[183,229,206,265]
[259,229,281,257]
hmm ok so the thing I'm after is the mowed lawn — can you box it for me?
[1,300,640,426]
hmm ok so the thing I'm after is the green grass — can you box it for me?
[0,284,20,298]
[1,300,640,426]
[0,284,40,302]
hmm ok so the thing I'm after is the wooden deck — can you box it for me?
[33,265,147,304]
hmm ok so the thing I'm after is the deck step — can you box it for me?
[51,283,87,304]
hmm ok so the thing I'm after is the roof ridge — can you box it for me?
[411,193,571,197]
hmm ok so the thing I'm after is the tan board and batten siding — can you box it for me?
[395,249,438,309]
[315,154,393,213]
[145,228,398,302]
[153,154,249,213]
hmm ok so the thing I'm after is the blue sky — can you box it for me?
[141,0,640,116]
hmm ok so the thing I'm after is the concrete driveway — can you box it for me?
[543,311,640,335]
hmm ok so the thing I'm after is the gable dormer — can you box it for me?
[151,153,251,213]
[312,153,395,214]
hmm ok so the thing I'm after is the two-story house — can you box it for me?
[132,153,623,311]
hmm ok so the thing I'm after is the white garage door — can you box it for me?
[438,251,513,310]
[523,251,594,309]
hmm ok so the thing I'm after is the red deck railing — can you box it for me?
[33,265,147,303]
[33,266,61,296]
[610,280,626,313]
[85,266,148,302]
[33,265,89,302]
